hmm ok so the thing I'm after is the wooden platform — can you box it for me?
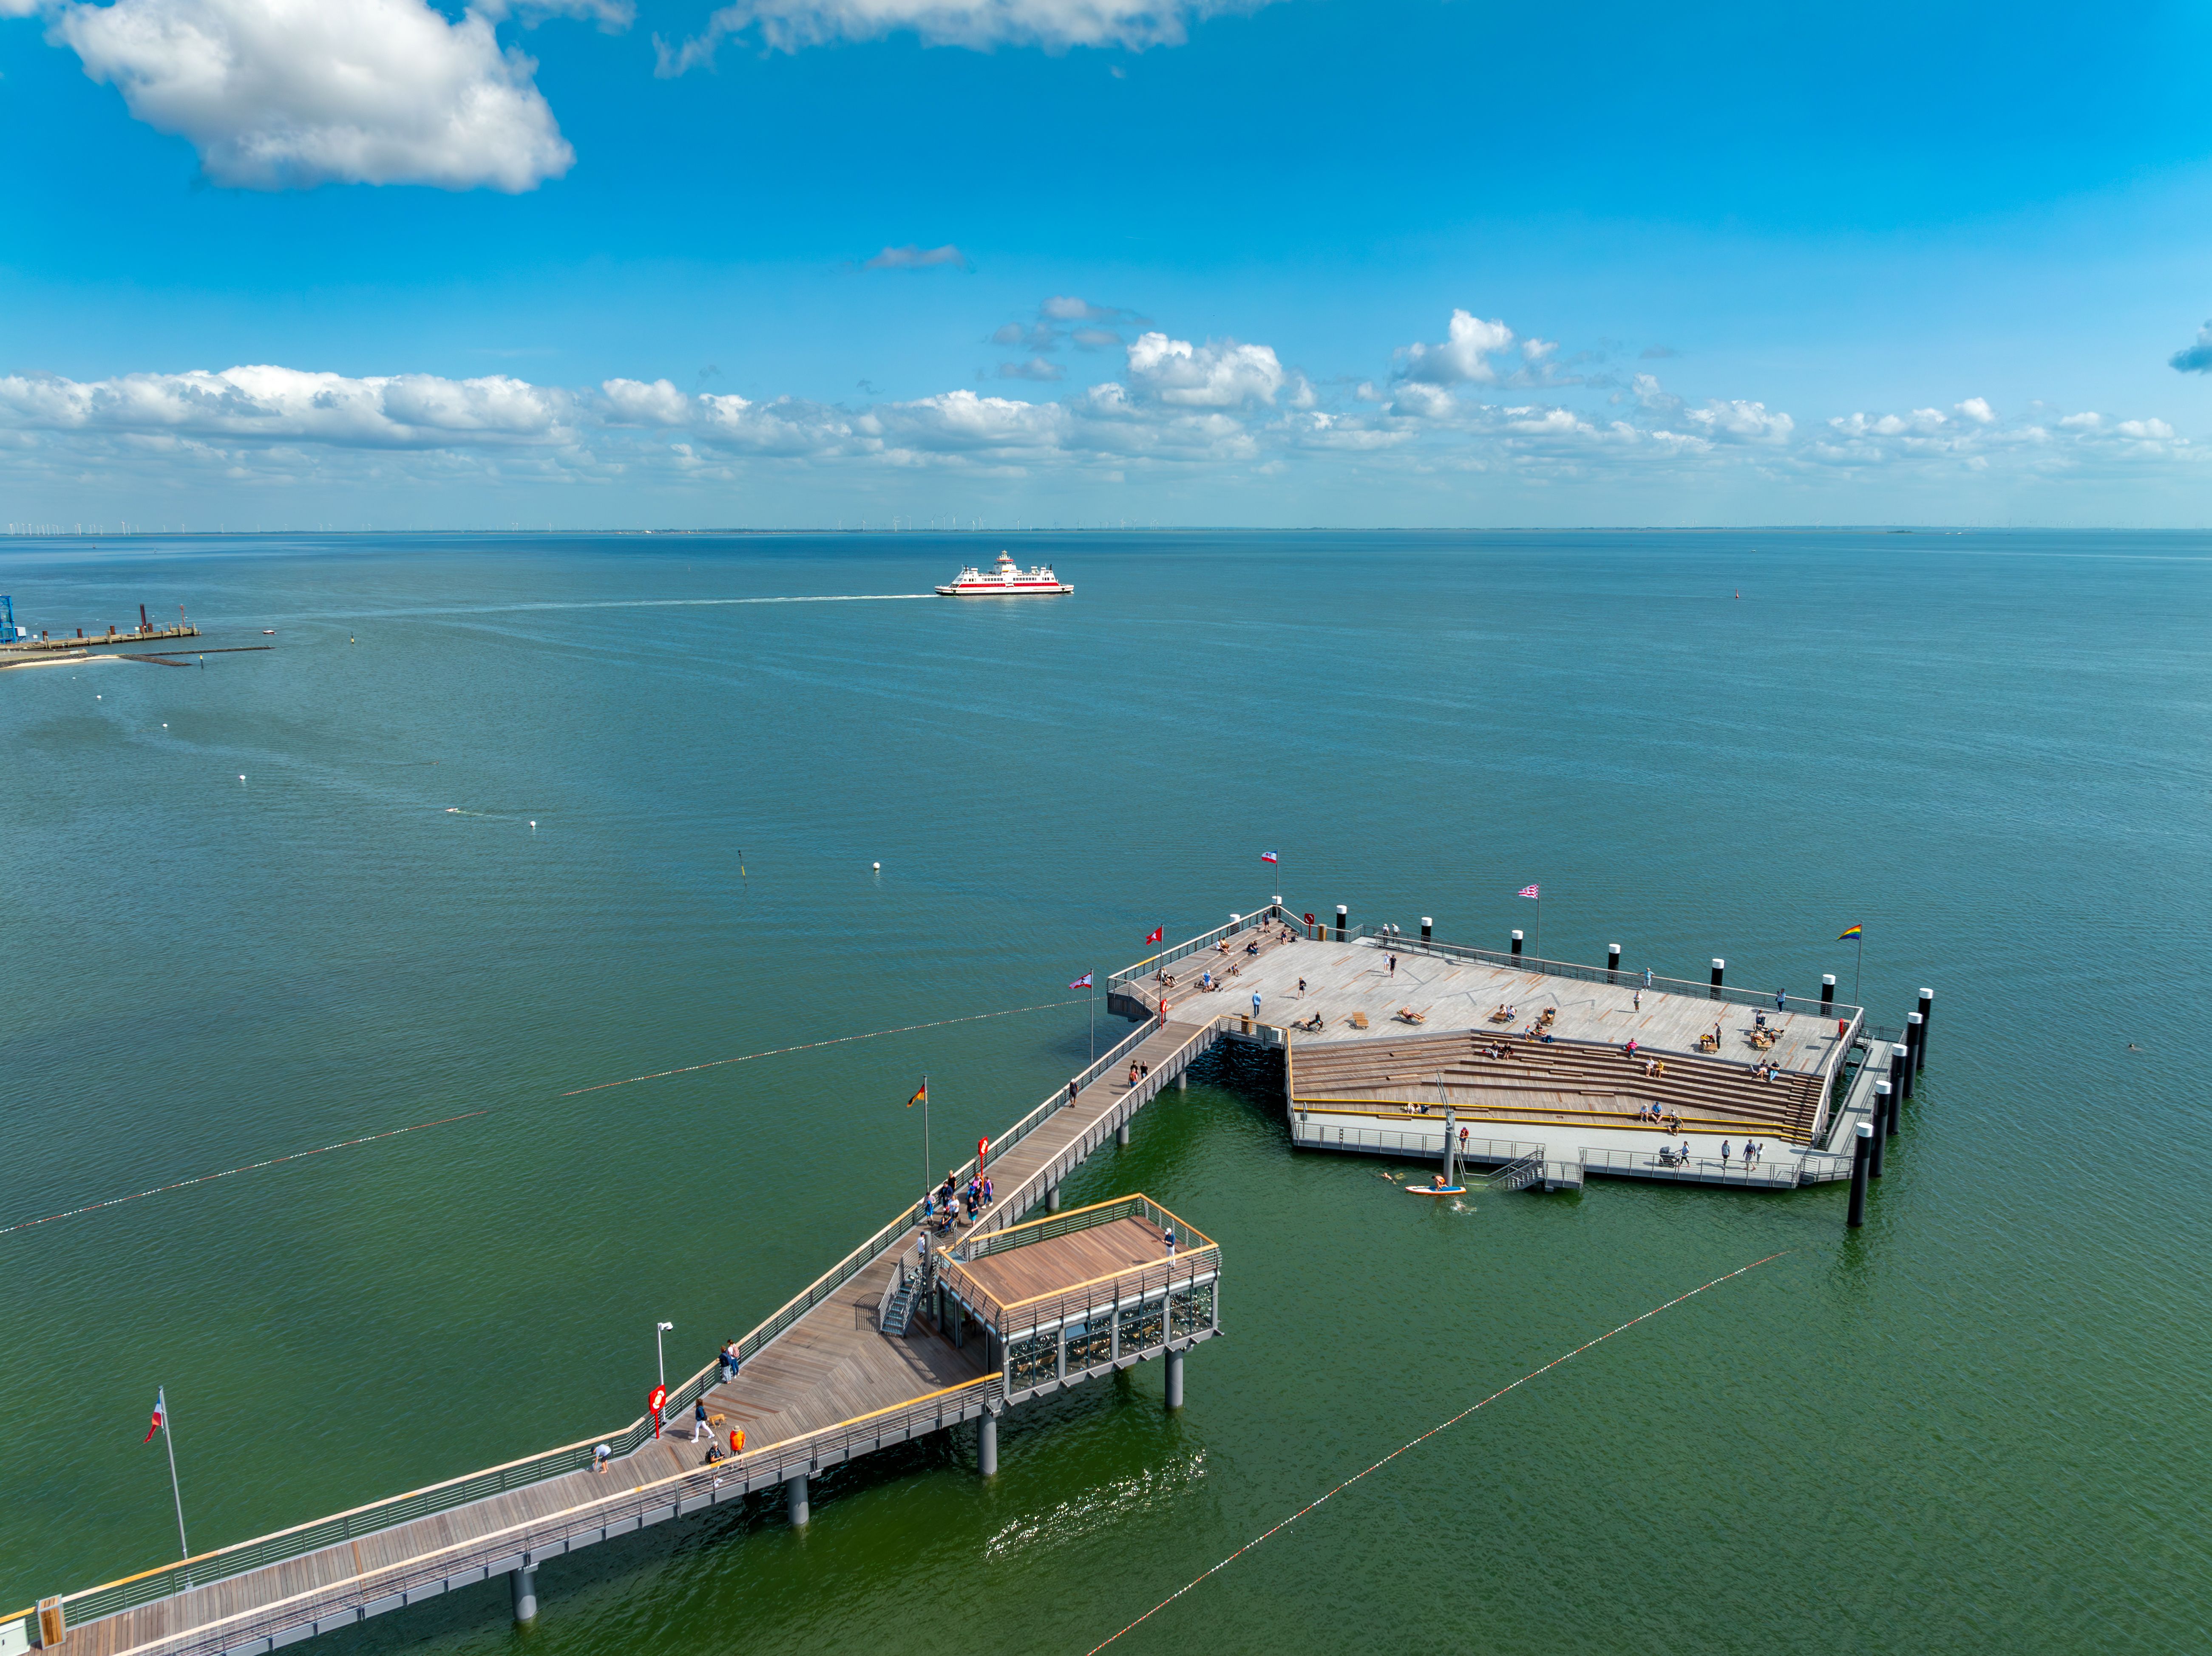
[44,1014,1226,1656]
[958,1216,1174,1311]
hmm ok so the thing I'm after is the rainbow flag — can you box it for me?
[1838,925,1863,940]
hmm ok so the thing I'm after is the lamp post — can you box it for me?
[655,1321,673,1392]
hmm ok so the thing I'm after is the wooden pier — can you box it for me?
[13,1002,1227,1656]
[11,904,1908,1656]
[1,625,200,653]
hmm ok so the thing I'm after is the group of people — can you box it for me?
[1127,1059,1152,1086]
[923,1169,995,1234]
[1634,1101,1682,1131]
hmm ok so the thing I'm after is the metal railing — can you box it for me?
[1106,900,1285,993]
[80,1374,1003,1656]
[57,1007,1169,1627]
[1289,1118,1543,1165]
[1488,1150,1546,1192]
[1577,1145,1799,1188]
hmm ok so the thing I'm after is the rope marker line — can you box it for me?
[0,1112,493,1237]
[6,996,1091,1237]
[1080,1249,1790,1656]
[557,996,1092,1096]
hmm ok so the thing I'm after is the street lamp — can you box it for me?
[655,1321,673,1391]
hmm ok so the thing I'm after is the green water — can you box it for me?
[3,530,2208,1653]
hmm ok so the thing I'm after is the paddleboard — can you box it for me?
[1406,1184,1466,1197]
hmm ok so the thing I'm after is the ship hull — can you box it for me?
[934,583,1074,596]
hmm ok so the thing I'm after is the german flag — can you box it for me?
[907,1080,927,1108]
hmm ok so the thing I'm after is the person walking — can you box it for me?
[1720,1141,1731,1166]
[1388,954,1397,977]
[719,1339,740,1383]
[1775,987,1787,1011]
[691,1399,715,1442]
[1252,989,1263,1019]
[1633,988,1642,1011]
[1297,977,1307,996]
[1163,1224,1177,1261]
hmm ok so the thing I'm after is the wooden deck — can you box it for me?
[50,1013,1225,1656]
[960,1215,1171,1308]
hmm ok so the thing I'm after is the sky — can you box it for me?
[4,0,2212,528]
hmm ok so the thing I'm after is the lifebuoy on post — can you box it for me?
[649,1384,667,1439]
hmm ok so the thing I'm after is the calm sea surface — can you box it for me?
[3,529,2208,1654]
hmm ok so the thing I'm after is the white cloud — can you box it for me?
[48,0,579,191]
[1684,399,1794,444]
[864,243,970,271]
[657,0,1260,71]
[0,365,574,444]
[1399,309,1514,387]
[1126,331,1294,408]
[600,378,690,425]
[1955,396,1996,425]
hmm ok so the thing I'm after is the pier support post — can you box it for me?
[1175,1072,1187,1092]
[1903,1014,1923,1099]
[1870,1083,1891,1177]
[1821,975,1835,1012]
[786,1473,810,1527]
[1165,1348,1185,1410]
[1046,1185,1061,1214]
[1511,929,1523,958]
[1421,916,1432,941]
[978,1411,998,1477]
[1335,904,1347,942]
[1848,1122,1873,1226]
[1916,989,1934,1071]
[1710,958,1725,999]
[1888,1043,1909,1113]
[1607,944,1621,982]
[1116,1120,1129,1148]
[510,1566,537,1625]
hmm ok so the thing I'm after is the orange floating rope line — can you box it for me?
[1081,1250,1790,1656]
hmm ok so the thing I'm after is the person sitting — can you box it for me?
[1624,1039,1639,1058]
[703,1442,727,1465]
[1246,939,1260,956]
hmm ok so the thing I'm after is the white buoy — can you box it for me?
[238,774,245,781]
[873,861,881,871]
[162,723,167,728]
[530,821,537,829]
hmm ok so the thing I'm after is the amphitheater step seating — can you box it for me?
[1290,1028,1823,1142]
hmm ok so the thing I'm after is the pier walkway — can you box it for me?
[20,1008,1225,1656]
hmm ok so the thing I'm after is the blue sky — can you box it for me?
[4,0,2212,527]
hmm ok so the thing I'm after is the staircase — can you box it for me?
[1489,1150,1546,1192]
[880,1275,918,1336]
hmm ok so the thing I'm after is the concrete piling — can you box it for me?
[1511,929,1523,957]
[1165,1348,1185,1410]
[1821,974,1835,1011]
[1848,1121,1873,1226]
[978,1411,998,1477]
[1916,988,1934,1070]
[1046,1185,1061,1213]
[1175,1072,1186,1092]
[509,1566,537,1625]
[1335,904,1348,941]
[1116,1120,1129,1148]
[785,1474,809,1527]
[1871,1082,1890,1176]
[1903,1014,1923,1099]
[1710,958,1725,999]
[1421,916,1432,941]
[1607,943,1621,982]
[1889,1042,1908,1114]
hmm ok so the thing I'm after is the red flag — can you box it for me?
[1070,972,1093,989]
[143,1401,163,1444]
[1146,926,1163,944]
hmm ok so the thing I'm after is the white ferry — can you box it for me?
[936,550,1072,597]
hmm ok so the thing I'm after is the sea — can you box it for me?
[3,529,2207,1655]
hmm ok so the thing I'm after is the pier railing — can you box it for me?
[52,1013,1168,1628]
[1106,900,1283,994]
[57,1373,1004,1656]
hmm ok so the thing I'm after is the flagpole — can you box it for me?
[922,1076,931,1195]
[1534,893,1540,961]
[1088,979,1095,1066]
[160,1387,189,1561]
[1854,934,1863,1011]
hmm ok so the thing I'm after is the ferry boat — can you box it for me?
[936,551,1072,597]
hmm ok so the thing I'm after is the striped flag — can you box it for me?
[1071,972,1094,989]
[1260,851,1279,863]
[1518,884,1540,899]
[1838,925,1863,940]
[906,1080,927,1109]
[143,1389,166,1445]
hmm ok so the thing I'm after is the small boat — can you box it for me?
[936,551,1072,597]
[262,628,277,635]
